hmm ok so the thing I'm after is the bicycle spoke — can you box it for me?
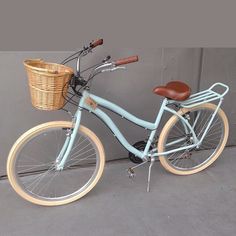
[162,106,225,171]
[25,166,55,192]
[13,124,101,202]
[70,142,93,159]
[17,161,54,173]
[66,153,96,168]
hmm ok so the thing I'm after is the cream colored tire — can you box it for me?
[158,103,229,175]
[7,121,105,206]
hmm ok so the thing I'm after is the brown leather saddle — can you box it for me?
[153,81,191,101]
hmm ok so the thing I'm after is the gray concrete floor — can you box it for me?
[1,147,236,236]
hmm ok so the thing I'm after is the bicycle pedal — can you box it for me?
[127,168,135,178]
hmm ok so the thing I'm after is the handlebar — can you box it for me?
[114,55,139,66]
[61,39,103,66]
[90,39,103,49]
[62,39,140,93]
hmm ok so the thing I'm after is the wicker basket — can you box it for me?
[24,59,74,110]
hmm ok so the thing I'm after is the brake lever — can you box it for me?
[103,55,111,63]
[81,46,92,56]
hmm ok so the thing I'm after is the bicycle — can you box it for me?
[7,39,229,206]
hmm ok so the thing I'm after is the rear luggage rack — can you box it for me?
[173,83,229,108]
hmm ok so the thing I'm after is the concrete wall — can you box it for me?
[199,48,236,146]
[0,48,234,175]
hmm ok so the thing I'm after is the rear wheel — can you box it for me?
[158,103,229,175]
[7,121,105,206]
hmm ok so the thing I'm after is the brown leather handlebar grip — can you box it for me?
[114,55,139,66]
[90,39,103,48]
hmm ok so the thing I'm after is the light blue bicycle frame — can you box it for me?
[56,83,229,169]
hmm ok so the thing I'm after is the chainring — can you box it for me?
[128,140,155,164]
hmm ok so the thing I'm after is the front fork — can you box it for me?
[55,109,82,170]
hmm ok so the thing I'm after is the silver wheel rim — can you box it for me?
[12,126,100,202]
[162,106,225,171]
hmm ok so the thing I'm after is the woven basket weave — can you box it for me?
[24,59,73,110]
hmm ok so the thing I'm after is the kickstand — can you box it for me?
[147,157,155,192]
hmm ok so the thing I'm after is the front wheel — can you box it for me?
[7,121,105,206]
[158,103,229,175]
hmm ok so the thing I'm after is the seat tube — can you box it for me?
[142,99,167,158]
